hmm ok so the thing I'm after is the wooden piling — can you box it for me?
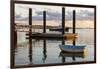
[29,8,32,43]
[62,7,65,44]
[73,10,76,34]
[62,7,65,35]
[29,8,32,64]
[43,11,46,33]
[72,10,76,60]
[29,8,32,35]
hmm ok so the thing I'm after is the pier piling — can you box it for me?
[62,7,65,35]
[73,10,76,34]
[43,11,46,33]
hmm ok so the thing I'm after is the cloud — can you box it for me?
[76,10,94,20]
[15,14,23,21]
[15,9,94,21]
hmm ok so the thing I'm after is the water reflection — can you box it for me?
[59,51,85,63]
[28,38,48,64]
[15,29,94,65]
[29,36,33,64]
[72,39,76,61]
[42,39,47,63]
[28,37,83,63]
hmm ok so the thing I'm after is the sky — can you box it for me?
[15,4,94,22]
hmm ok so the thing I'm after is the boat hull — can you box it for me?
[49,28,69,32]
[59,45,85,53]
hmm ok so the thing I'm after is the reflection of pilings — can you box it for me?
[14,30,17,49]
[62,7,65,35]
[29,38,32,64]
[43,39,47,63]
[62,57,65,63]
[72,39,76,61]
[72,55,75,61]
[43,11,46,33]
[73,10,76,34]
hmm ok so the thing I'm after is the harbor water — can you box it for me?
[15,28,95,65]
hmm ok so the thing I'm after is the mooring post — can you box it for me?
[29,8,32,63]
[62,7,65,45]
[43,11,46,33]
[62,7,65,35]
[73,10,76,34]
[72,10,76,61]
[29,8,32,35]
[72,10,76,46]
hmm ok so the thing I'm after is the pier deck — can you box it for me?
[26,33,77,39]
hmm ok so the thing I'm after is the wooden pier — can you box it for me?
[23,8,78,40]
[16,8,78,40]
[26,33,77,39]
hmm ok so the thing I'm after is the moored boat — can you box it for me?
[59,45,86,53]
[49,27,69,32]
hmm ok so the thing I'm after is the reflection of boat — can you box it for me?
[59,51,85,58]
[59,45,86,53]
[49,27,69,32]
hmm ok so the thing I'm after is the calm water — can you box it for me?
[15,29,94,65]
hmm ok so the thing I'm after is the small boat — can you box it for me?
[59,45,86,53]
[49,27,69,32]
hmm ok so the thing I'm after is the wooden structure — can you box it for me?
[26,7,77,39]
[26,33,77,39]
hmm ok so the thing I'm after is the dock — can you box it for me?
[26,33,77,39]
[15,8,78,41]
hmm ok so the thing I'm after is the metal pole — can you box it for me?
[43,11,46,33]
